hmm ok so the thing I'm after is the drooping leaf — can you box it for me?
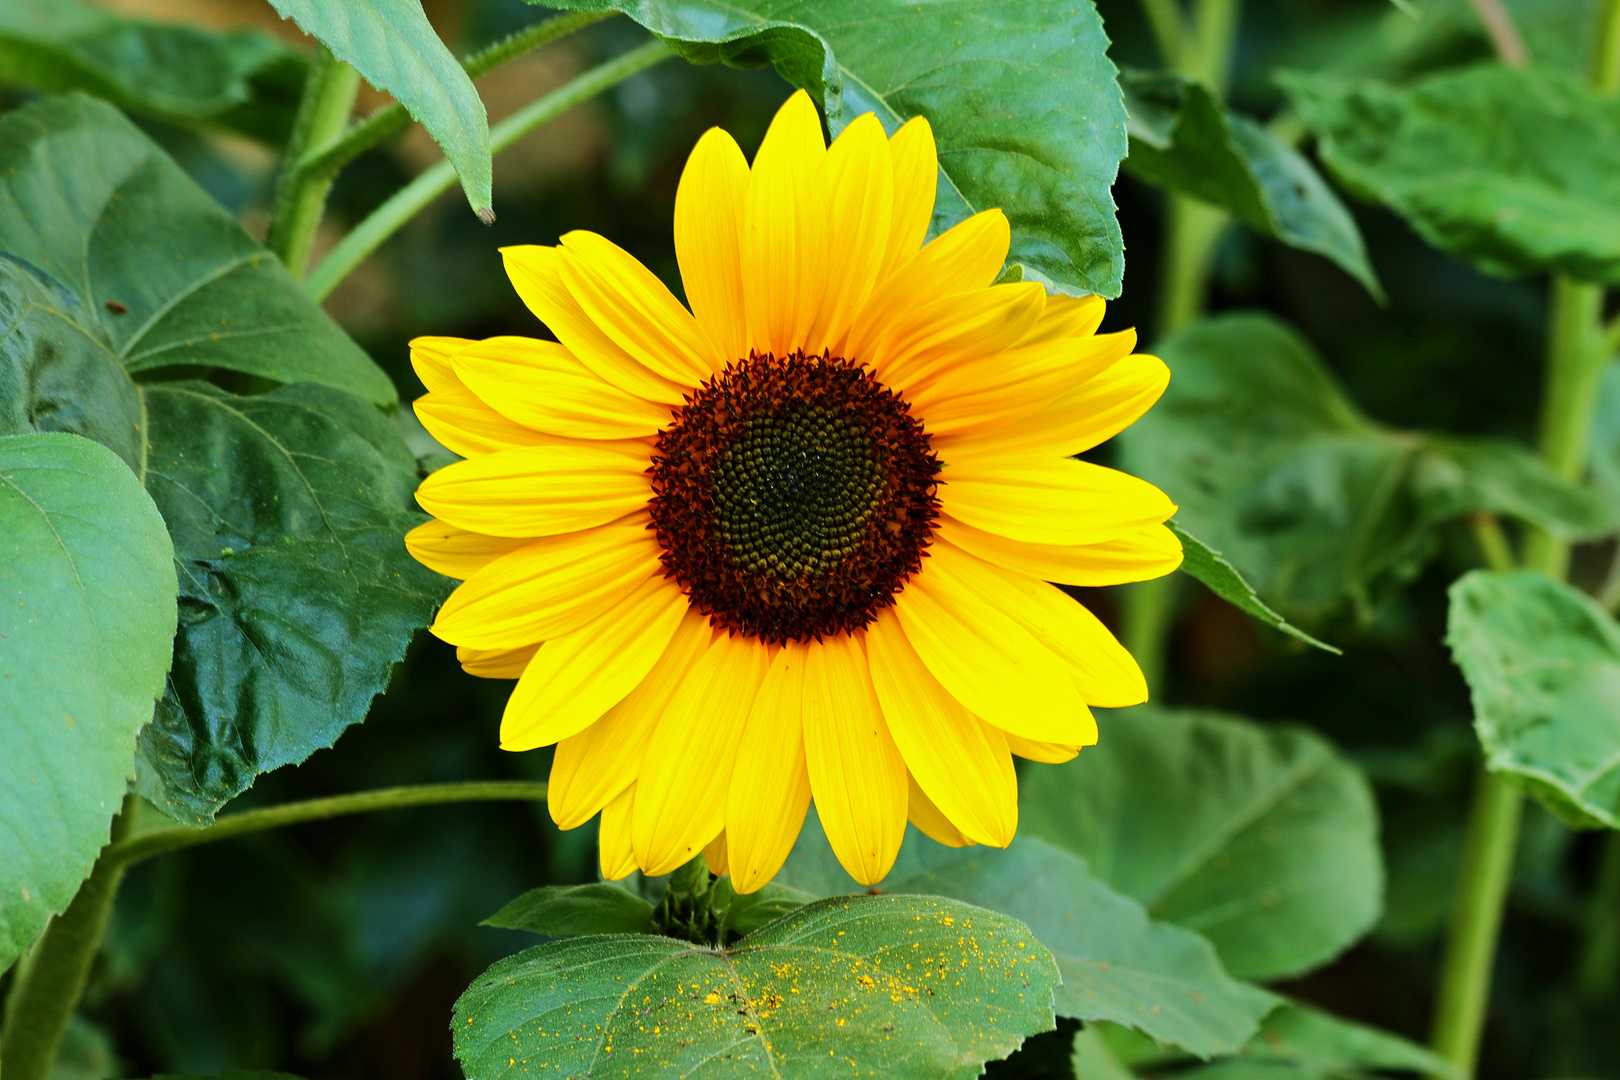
[1021,707,1382,981]
[1120,70,1380,297]
[534,0,1128,297]
[0,94,394,404]
[1283,66,1620,283]
[266,0,491,218]
[777,814,1273,1057]
[133,382,449,825]
[483,883,657,936]
[0,0,302,127]
[1120,313,1612,620]
[1447,569,1620,829]
[1170,522,1340,653]
[453,895,1060,1080]
[1235,1001,1452,1076]
[0,432,176,969]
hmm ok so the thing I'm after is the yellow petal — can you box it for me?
[937,517,1184,587]
[633,632,773,876]
[879,116,938,281]
[501,244,688,405]
[410,335,474,391]
[727,642,814,894]
[414,385,556,458]
[499,575,688,751]
[599,786,639,881]
[866,608,1017,847]
[453,336,672,441]
[675,126,751,371]
[940,455,1176,547]
[806,113,893,356]
[558,230,714,387]
[802,633,907,886]
[456,643,538,679]
[548,608,713,829]
[430,519,661,649]
[907,773,971,848]
[415,442,652,538]
[1015,293,1105,347]
[893,554,1093,743]
[703,833,730,877]
[872,282,1046,394]
[1004,731,1088,762]
[930,539,1148,707]
[741,88,828,356]
[845,209,1010,365]
[405,518,528,580]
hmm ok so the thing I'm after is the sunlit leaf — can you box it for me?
[454,895,1060,1080]
[1448,569,1620,829]
[0,432,176,969]
[534,0,1128,297]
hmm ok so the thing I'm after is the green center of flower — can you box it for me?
[648,351,941,643]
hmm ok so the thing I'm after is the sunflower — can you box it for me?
[404,90,1180,892]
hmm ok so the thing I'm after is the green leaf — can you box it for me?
[267,0,491,218]
[453,895,1060,1080]
[1236,1000,1452,1076]
[536,0,1128,297]
[132,382,450,825]
[1120,70,1380,298]
[0,432,176,969]
[1120,313,1612,620]
[710,879,818,940]
[1447,569,1620,829]
[483,883,657,936]
[0,94,394,405]
[1021,707,1382,981]
[0,0,301,125]
[1169,522,1340,653]
[777,815,1272,1057]
[1283,66,1620,283]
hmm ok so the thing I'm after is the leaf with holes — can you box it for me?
[534,0,1127,297]
[454,895,1059,1080]
[0,93,393,404]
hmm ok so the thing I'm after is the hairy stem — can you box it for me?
[265,45,361,279]
[0,798,138,1080]
[305,39,672,301]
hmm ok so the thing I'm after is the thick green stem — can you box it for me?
[1429,771,1524,1078]
[0,798,138,1080]
[1578,831,1620,1001]
[266,46,361,279]
[104,780,549,871]
[305,39,672,301]
[1595,0,1620,94]
[1138,0,1189,68]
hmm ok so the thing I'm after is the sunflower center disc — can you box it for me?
[648,350,941,642]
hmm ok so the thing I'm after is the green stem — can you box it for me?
[266,45,362,279]
[1465,0,1528,66]
[0,798,138,1080]
[103,780,550,871]
[1468,513,1517,574]
[1594,0,1620,94]
[294,12,614,193]
[1138,0,1189,68]
[305,39,672,302]
[1123,575,1180,700]
[1186,0,1242,91]
[1429,771,1524,1079]
[1578,831,1620,1001]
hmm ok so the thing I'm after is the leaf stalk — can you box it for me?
[266,45,362,279]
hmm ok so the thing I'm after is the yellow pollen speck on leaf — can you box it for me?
[704,992,721,1004]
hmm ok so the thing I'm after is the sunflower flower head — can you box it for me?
[405,90,1181,892]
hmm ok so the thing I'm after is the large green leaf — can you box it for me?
[133,382,449,825]
[0,0,301,126]
[1120,70,1380,298]
[1021,708,1381,981]
[267,0,491,219]
[453,895,1060,1080]
[1448,569,1620,829]
[1119,313,1612,620]
[1283,66,1620,283]
[778,815,1271,1056]
[536,0,1128,297]
[0,94,394,405]
[0,432,176,969]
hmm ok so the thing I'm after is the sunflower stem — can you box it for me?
[1578,831,1620,1001]
[0,797,138,1080]
[265,45,361,280]
[304,39,672,302]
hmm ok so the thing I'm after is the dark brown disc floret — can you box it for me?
[647,350,941,643]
